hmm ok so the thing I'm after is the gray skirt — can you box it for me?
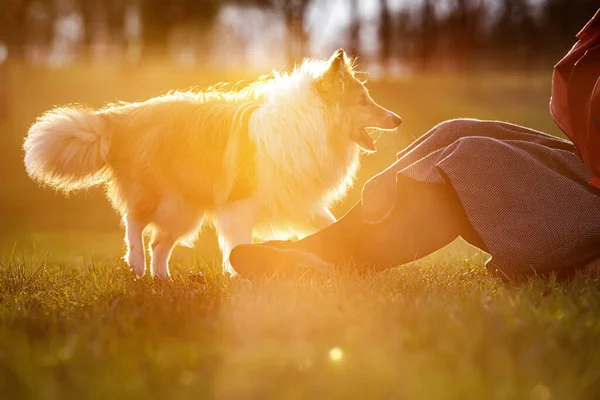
[361,119,600,278]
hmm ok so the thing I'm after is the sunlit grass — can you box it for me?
[1,242,600,399]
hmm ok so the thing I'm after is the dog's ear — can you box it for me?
[318,49,350,98]
[328,49,348,74]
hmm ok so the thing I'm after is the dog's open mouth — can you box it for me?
[353,127,377,152]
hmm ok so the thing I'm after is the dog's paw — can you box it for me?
[131,265,146,277]
[123,254,146,277]
[152,270,171,280]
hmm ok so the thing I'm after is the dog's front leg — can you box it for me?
[215,199,255,276]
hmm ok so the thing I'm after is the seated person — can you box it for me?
[230,11,600,281]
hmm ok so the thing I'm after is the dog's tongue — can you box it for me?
[354,129,376,152]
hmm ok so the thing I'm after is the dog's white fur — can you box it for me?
[23,49,401,278]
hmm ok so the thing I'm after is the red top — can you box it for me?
[551,9,600,188]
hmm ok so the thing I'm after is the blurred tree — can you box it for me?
[446,0,485,70]
[490,0,538,70]
[416,0,436,71]
[230,0,311,65]
[0,0,36,120]
[78,0,96,58]
[1,0,598,72]
[347,0,360,58]
[0,0,36,60]
[140,0,220,58]
[379,0,392,74]
[276,0,312,65]
[541,0,599,60]
[78,0,134,62]
[26,0,55,64]
[393,8,413,67]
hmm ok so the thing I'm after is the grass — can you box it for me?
[3,251,600,399]
[1,63,599,399]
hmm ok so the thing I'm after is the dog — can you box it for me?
[23,49,402,278]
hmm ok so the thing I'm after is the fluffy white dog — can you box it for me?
[23,49,401,278]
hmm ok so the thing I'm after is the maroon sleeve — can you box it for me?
[551,9,600,188]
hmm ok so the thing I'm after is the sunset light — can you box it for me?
[1,1,599,399]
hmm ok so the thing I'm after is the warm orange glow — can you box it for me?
[328,347,344,363]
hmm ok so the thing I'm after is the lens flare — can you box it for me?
[328,347,343,363]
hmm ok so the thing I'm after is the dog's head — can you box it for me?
[316,49,402,152]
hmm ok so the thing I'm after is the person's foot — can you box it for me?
[229,241,333,278]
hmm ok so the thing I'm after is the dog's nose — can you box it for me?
[388,113,402,127]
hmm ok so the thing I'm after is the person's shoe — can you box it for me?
[229,242,333,278]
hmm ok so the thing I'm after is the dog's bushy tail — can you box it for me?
[24,106,112,192]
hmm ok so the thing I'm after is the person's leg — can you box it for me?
[297,176,486,268]
[229,177,487,276]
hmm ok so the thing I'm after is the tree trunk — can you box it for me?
[2,0,35,61]
[418,0,436,71]
[283,0,309,66]
[378,0,391,75]
[348,0,360,58]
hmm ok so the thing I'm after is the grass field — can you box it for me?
[2,64,599,399]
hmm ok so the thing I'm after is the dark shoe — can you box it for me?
[229,242,333,278]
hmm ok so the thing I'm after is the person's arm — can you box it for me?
[551,9,600,188]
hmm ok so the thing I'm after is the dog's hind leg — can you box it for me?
[124,214,148,276]
[150,196,202,278]
[149,230,178,279]
[215,200,255,276]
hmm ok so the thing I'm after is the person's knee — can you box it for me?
[450,135,507,156]
[432,118,491,142]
